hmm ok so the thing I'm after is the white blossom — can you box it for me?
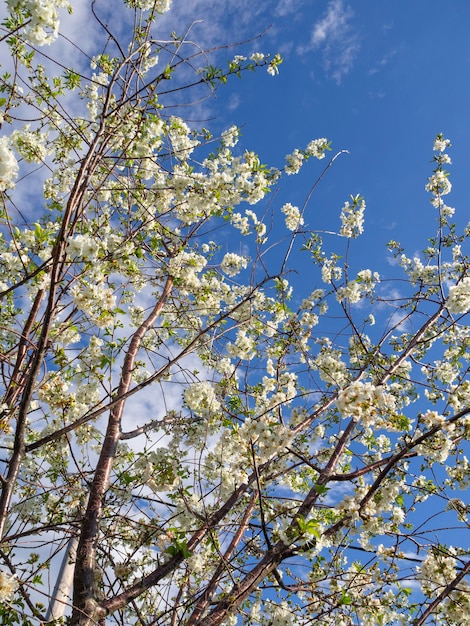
[321,257,342,283]
[67,234,100,259]
[336,381,396,427]
[220,252,249,277]
[281,202,303,231]
[184,381,221,418]
[125,0,171,11]
[285,148,304,175]
[339,197,366,238]
[425,170,452,197]
[6,0,72,46]
[306,137,328,159]
[447,278,470,314]
[0,570,17,603]
[336,270,379,303]
[11,127,48,162]
[0,137,19,191]
[314,345,349,387]
[220,125,240,148]
[433,135,451,152]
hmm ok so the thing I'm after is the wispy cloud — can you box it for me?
[368,48,398,76]
[301,0,360,84]
[275,0,298,17]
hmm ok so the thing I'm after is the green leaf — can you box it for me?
[339,591,352,605]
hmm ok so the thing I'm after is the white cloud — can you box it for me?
[227,93,241,111]
[302,0,360,84]
[275,0,298,17]
[368,48,398,76]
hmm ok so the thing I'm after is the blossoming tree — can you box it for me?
[0,1,469,625]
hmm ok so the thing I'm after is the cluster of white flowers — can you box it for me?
[125,0,171,12]
[285,148,304,175]
[446,455,470,489]
[220,252,249,277]
[154,0,172,14]
[127,117,164,172]
[399,254,440,285]
[336,485,372,523]
[425,170,452,198]
[0,137,19,191]
[321,257,342,283]
[227,329,256,360]
[336,381,396,427]
[134,448,180,492]
[0,570,17,603]
[220,125,240,148]
[256,371,298,412]
[425,136,453,209]
[129,305,145,327]
[186,551,206,575]
[300,288,325,310]
[168,251,207,291]
[205,410,294,497]
[239,415,292,464]
[281,202,303,231]
[441,203,455,218]
[11,127,48,163]
[67,234,100,260]
[81,335,104,368]
[6,0,71,46]
[263,600,294,625]
[430,360,458,385]
[417,549,458,596]
[300,310,319,329]
[420,410,446,428]
[230,209,267,242]
[339,196,366,238]
[184,381,221,418]
[195,148,277,218]
[70,280,116,327]
[38,373,71,410]
[446,277,470,314]
[285,138,328,174]
[337,480,407,540]
[336,269,380,303]
[167,117,199,158]
[415,429,455,464]
[192,273,233,318]
[230,55,246,64]
[266,54,282,76]
[135,40,159,73]
[306,138,328,159]
[230,212,251,235]
[82,70,110,121]
[434,135,451,153]
[50,321,81,346]
[314,344,349,387]
[38,375,100,430]
[448,380,470,411]
[299,291,325,332]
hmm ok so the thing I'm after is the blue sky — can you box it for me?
[156,0,470,274]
